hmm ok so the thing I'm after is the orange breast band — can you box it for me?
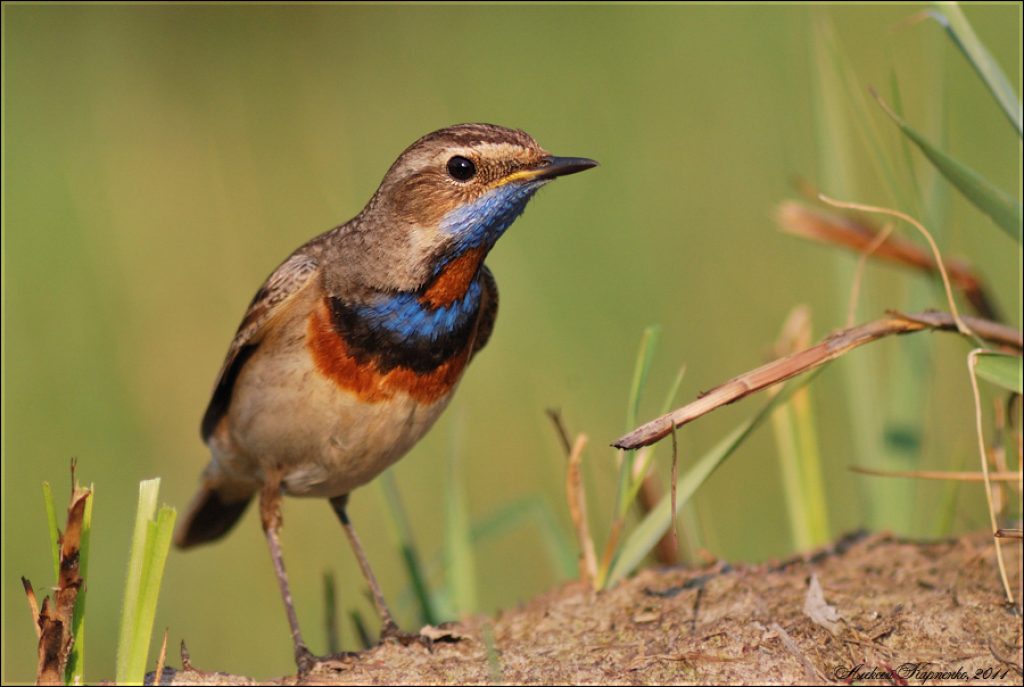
[307,300,471,404]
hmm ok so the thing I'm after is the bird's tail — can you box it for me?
[174,482,254,549]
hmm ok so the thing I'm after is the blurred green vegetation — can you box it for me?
[3,4,1020,682]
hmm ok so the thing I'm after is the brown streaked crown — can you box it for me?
[321,124,569,297]
[372,123,552,227]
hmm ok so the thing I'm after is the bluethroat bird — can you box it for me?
[174,123,597,671]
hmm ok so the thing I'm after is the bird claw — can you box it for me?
[295,645,318,675]
[293,623,439,676]
[295,648,361,677]
[379,622,435,648]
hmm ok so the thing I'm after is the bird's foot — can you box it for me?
[295,647,361,677]
[295,644,318,675]
[378,621,434,648]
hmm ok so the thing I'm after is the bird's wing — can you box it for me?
[200,251,320,441]
[472,266,499,358]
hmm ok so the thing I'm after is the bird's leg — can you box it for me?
[328,495,406,642]
[260,476,316,673]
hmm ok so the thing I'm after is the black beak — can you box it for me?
[531,155,599,180]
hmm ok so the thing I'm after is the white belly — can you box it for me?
[208,317,457,499]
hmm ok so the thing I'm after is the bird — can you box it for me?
[173,123,597,672]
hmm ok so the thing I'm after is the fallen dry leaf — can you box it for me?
[803,573,842,635]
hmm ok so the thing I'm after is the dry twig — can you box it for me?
[850,466,1022,482]
[615,311,1021,450]
[968,350,1015,605]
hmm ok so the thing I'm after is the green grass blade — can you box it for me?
[126,505,176,684]
[659,366,687,419]
[378,471,438,626]
[42,481,60,583]
[887,47,951,536]
[607,368,824,586]
[890,69,923,213]
[622,365,687,512]
[875,93,1022,243]
[626,326,661,434]
[66,485,94,685]
[772,399,813,550]
[609,425,749,586]
[793,390,829,544]
[975,353,1023,394]
[928,3,1022,136]
[814,16,909,208]
[417,495,577,618]
[422,496,578,617]
[615,326,661,520]
[443,447,477,617]
[933,450,968,537]
[656,366,706,562]
[813,14,917,534]
[470,496,577,579]
[115,478,161,684]
[772,385,829,550]
[482,624,503,683]
[323,571,339,655]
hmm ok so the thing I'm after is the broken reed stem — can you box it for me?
[22,578,42,640]
[850,465,1022,482]
[153,628,169,687]
[614,311,1022,450]
[179,640,194,672]
[967,350,1015,605]
[566,434,598,587]
[31,481,91,686]
[546,409,573,456]
[37,599,66,686]
[547,410,600,586]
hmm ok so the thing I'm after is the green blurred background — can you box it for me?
[3,3,1020,682]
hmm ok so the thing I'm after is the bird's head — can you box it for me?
[346,123,596,293]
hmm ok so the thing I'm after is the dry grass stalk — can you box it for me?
[967,350,1016,605]
[566,434,598,587]
[849,465,1023,482]
[28,484,91,685]
[615,311,1022,450]
[153,628,169,687]
[776,201,999,321]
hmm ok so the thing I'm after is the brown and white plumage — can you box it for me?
[172,124,595,668]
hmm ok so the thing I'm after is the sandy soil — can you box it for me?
[150,531,1022,685]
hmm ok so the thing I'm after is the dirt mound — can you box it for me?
[154,531,1022,685]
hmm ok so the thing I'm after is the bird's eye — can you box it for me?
[446,156,477,182]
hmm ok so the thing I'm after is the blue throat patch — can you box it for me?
[357,181,543,343]
[356,279,482,343]
[438,181,544,258]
